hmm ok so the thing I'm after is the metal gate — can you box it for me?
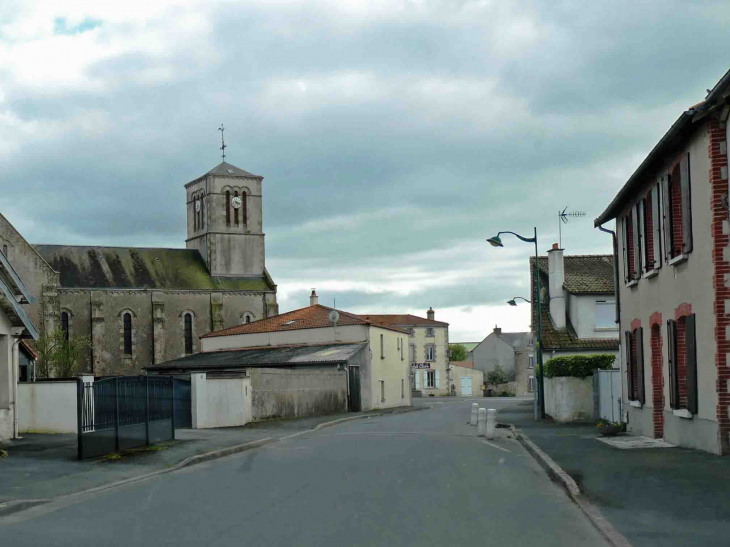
[348,366,361,412]
[596,369,622,423]
[77,376,175,460]
[173,378,192,428]
[460,377,472,396]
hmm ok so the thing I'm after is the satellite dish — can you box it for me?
[328,310,340,325]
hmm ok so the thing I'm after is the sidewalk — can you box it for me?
[0,407,419,513]
[505,399,730,547]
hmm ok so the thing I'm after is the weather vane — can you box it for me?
[558,207,586,247]
[218,124,226,161]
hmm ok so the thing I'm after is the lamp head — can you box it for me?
[507,299,517,307]
[487,235,503,248]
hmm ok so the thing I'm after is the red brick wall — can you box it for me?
[676,318,688,410]
[709,120,730,455]
[651,325,664,438]
[671,164,684,257]
[630,331,638,400]
[645,194,654,268]
[627,214,635,278]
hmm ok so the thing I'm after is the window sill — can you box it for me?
[629,400,643,408]
[672,408,693,419]
[626,279,639,288]
[668,254,688,267]
[643,269,659,279]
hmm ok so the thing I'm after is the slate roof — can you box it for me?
[356,314,449,327]
[33,245,275,291]
[536,255,615,294]
[0,252,38,339]
[146,342,367,371]
[203,304,409,338]
[206,161,261,179]
[530,257,619,351]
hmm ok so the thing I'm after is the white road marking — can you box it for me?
[481,440,512,453]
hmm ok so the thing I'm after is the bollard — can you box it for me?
[486,408,497,440]
[470,403,478,426]
[477,408,487,436]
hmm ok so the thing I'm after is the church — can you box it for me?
[0,161,279,375]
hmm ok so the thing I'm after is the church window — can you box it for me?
[193,199,198,231]
[226,191,231,226]
[123,312,133,355]
[242,192,247,225]
[240,312,255,324]
[184,313,193,354]
[234,191,239,226]
[61,312,69,342]
[200,195,205,230]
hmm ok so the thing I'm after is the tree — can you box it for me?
[449,344,468,361]
[485,364,508,388]
[34,329,91,378]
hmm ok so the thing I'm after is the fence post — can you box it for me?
[114,377,120,452]
[145,376,150,446]
[170,377,176,440]
[76,378,83,460]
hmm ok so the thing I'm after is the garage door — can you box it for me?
[460,377,472,396]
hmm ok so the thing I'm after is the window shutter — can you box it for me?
[415,370,421,390]
[625,331,633,399]
[631,204,641,280]
[685,314,698,414]
[667,320,678,409]
[638,202,646,275]
[435,370,440,388]
[651,184,662,269]
[661,175,672,263]
[622,217,630,283]
[636,327,645,404]
[680,153,693,254]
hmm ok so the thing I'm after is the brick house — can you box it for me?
[594,68,730,455]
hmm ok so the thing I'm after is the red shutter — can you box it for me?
[652,184,662,269]
[636,327,645,404]
[625,330,634,400]
[661,175,672,262]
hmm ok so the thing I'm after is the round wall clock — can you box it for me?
[195,200,201,212]
[231,196,242,209]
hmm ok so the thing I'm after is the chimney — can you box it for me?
[310,289,319,306]
[547,243,566,329]
[427,307,435,321]
[493,325,502,336]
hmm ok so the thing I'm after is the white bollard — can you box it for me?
[477,408,487,436]
[486,408,497,440]
[470,403,478,425]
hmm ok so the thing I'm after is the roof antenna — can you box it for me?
[558,207,586,247]
[218,124,226,161]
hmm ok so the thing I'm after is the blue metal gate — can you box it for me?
[173,378,192,428]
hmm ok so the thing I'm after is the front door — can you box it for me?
[348,366,361,412]
[460,377,472,396]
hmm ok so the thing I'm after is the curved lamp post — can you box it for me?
[507,297,531,306]
[487,228,545,420]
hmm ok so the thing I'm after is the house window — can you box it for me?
[623,212,636,283]
[625,328,645,403]
[61,311,70,342]
[409,328,415,337]
[380,334,384,359]
[595,301,615,329]
[234,191,239,226]
[426,370,436,388]
[528,376,535,392]
[641,193,655,272]
[668,314,697,413]
[226,191,231,226]
[425,344,435,362]
[184,313,193,355]
[409,344,416,364]
[662,154,693,261]
[400,339,404,361]
[426,328,434,337]
[528,354,534,369]
[401,379,404,398]
[123,312,133,356]
[380,380,385,402]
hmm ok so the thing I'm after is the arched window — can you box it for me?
[193,198,198,231]
[240,312,255,325]
[184,313,193,354]
[226,191,231,226]
[242,192,247,225]
[200,195,205,230]
[123,312,132,355]
[61,312,69,342]
[234,191,239,226]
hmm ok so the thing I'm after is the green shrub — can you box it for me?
[543,354,616,379]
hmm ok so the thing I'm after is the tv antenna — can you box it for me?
[558,207,586,248]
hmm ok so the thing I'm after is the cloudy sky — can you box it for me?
[1,1,728,342]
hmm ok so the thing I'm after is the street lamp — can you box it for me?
[507,297,531,306]
[487,228,545,420]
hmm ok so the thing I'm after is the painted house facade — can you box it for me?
[357,308,450,397]
[595,69,730,455]
[469,327,532,396]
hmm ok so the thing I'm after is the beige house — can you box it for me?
[0,251,38,441]
[595,68,730,455]
[357,309,450,397]
[199,294,411,412]
[449,361,484,397]
[469,327,532,396]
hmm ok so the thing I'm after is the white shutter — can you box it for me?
[415,370,421,390]
[435,370,440,388]
[651,184,662,269]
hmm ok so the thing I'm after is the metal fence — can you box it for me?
[77,376,176,460]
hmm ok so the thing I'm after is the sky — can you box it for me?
[1,1,728,342]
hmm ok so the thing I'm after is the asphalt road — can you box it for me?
[0,397,609,547]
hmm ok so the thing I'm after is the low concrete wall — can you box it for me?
[451,365,484,397]
[17,381,77,433]
[192,373,252,428]
[251,367,347,420]
[544,376,594,423]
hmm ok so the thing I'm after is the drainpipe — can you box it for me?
[11,337,21,439]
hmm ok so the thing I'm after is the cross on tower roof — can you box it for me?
[218,124,227,161]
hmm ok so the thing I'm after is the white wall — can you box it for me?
[0,310,15,440]
[191,373,252,428]
[544,376,595,422]
[569,294,620,340]
[451,365,483,397]
[17,381,78,433]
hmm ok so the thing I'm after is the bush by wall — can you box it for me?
[543,354,616,379]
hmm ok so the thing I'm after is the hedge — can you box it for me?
[543,354,616,379]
